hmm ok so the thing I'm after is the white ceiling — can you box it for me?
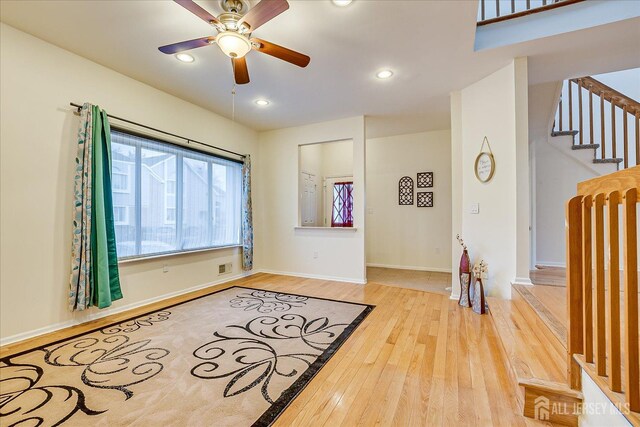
[1,0,639,138]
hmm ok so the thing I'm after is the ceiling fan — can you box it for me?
[159,0,310,85]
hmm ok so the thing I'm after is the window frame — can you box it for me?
[110,127,244,261]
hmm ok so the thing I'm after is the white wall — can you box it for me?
[366,130,452,272]
[450,58,530,299]
[0,24,260,342]
[534,139,599,266]
[580,370,632,427]
[256,117,366,283]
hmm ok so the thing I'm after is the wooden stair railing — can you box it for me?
[554,76,640,170]
[478,0,585,26]
[566,166,640,424]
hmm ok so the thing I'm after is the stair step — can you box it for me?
[487,285,582,424]
[571,143,599,150]
[551,130,579,137]
[520,378,583,426]
[593,158,623,164]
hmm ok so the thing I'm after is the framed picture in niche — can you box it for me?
[417,191,433,208]
[417,172,433,188]
[398,176,414,205]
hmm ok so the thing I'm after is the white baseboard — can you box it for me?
[0,270,257,347]
[366,263,452,273]
[512,277,534,286]
[535,261,566,268]
[449,293,460,301]
[259,269,367,285]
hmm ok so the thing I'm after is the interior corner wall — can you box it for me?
[256,116,366,283]
[366,130,452,273]
[533,139,600,266]
[0,23,260,342]
[451,58,530,299]
[450,91,463,299]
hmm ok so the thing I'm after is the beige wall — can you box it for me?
[450,58,530,299]
[0,24,260,342]
[366,130,452,272]
[256,117,366,283]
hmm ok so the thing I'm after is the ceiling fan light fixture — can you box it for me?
[216,31,252,58]
[175,53,195,63]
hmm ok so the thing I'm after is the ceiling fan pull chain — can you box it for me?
[231,84,237,123]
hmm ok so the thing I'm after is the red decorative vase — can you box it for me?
[458,248,471,307]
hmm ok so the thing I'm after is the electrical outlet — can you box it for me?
[470,203,480,214]
[162,264,169,273]
[313,251,318,259]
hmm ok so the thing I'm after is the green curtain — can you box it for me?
[69,104,122,311]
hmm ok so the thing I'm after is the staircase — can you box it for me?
[488,287,583,426]
[552,76,640,171]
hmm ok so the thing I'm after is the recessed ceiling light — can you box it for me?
[255,99,270,106]
[376,69,394,79]
[332,0,352,6]
[175,53,195,63]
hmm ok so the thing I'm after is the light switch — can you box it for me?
[471,203,480,214]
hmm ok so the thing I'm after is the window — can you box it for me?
[112,160,132,193]
[113,206,129,225]
[111,129,243,259]
[331,182,354,227]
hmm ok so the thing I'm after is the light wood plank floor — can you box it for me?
[1,273,549,426]
[367,267,452,295]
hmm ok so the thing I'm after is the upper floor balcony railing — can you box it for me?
[477,0,585,26]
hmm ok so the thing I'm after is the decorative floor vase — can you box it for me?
[458,249,471,308]
[472,278,487,315]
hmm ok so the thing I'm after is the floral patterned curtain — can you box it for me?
[241,155,253,271]
[69,103,123,311]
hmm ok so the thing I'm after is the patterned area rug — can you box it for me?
[0,286,373,426]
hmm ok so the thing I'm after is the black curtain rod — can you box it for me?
[70,102,246,159]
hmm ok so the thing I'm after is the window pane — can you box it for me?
[183,156,210,250]
[110,129,242,259]
[111,140,136,257]
[141,143,177,255]
[211,160,241,246]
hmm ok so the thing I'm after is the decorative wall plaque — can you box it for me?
[417,191,433,208]
[475,136,495,183]
[398,176,414,205]
[417,172,433,188]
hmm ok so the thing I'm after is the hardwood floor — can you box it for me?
[1,273,549,426]
[366,267,452,295]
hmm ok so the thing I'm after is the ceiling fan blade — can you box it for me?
[251,38,310,68]
[174,0,221,25]
[158,37,214,54]
[238,0,289,32]
[233,57,250,85]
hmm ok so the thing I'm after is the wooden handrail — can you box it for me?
[567,166,640,418]
[554,77,639,169]
[577,166,640,196]
[576,77,640,117]
[477,0,585,26]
